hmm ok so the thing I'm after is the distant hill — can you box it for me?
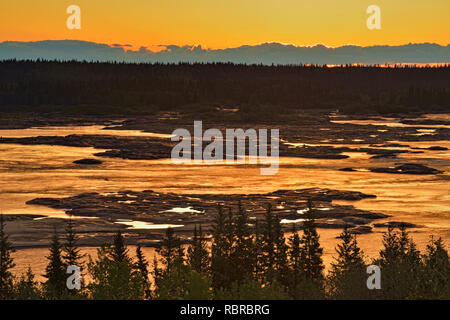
[0,40,449,65]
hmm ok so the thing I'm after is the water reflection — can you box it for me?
[1,117,448,279]
[0,125,174,139]
[0,119,448,244]
[164,207,204,214]
[115,219,184,230]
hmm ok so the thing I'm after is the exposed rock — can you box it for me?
[373,221,419,228]
[279,144,352,159]
[400,119,450,126]
[349,225,373,234]
[343,216,372,225]
[0,134,174,161]
[370,163,443,175]
[2,112,448,249]
[427,146,448,151]
[27,188,384,232]
[350,212,389,219]
[370,154,397,159]
[315,220,354,229]
[360,148,409,156]
[369,143,410,148]
[73,158,103,165]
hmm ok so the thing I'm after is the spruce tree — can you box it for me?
[225,208,235,254]
[87,244,145,300]
[153,227,191,299]
[375,226,422,299]
[152,255,161,279]
[299,201,324,281]
[296,200,324,299]
[14,266,41,300]
[62,220,86,298]
[259,204,289,286]
[111,229,131,264]
[420,236,449,299]
[261,204,276,283]
[157,227,184,271]
[272,212,289,286]
[43,227,67,299]
[63,219,84,268]
[134,245,150,299]
[211,205,232,290]
[253,219,265,282]
[0,214,15,299]
[230,203,255,284]
[187,225,210,275]
[328,225,367,299]
[287,223,302,294]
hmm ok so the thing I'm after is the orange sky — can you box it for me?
[1,0,449,50]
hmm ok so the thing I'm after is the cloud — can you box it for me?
[0,40,449,64]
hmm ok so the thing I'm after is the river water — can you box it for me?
[2,117,449,277]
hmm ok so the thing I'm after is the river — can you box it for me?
[1,116,448,278]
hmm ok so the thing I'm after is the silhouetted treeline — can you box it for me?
[0,60,449,115]
[0,204,448,300]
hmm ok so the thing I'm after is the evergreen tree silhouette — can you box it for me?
[253,219,265,282]
[299,201,324,280]
[87,244,145,300]
[111,229,131,264]
[62,219,85,298]
[211,205,232,290]
[14,266,41,300]
[375,226,422,299]
[134,245,151,299]
[259,204,289,286]
[157,227,184,272]
[328,225,367,299]
[273,211,289,286]
[230,203,255,284]
[153,227,211,300]
[261,204,276,283]
[63,219,84,268]
[287,223,302,295]
[0,214,15,299]
[43,227,67,299]
[294,200,325,299]
[420,236,449,299]
[187,224,210,275]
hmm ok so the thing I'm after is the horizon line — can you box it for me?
[1,39,449,52]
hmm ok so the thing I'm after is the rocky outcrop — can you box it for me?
[27,188,386,232]
[373,221,419,228]
[0,134,175,161]
[370,163,443,175]
[426,146,448,151]
[349,225,373,234]
[73,158,103,165]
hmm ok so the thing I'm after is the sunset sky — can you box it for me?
[1,0,449,50]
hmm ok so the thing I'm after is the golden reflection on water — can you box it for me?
[0,125,174,139]
[0,121,449,276]
[330,113,450,128]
